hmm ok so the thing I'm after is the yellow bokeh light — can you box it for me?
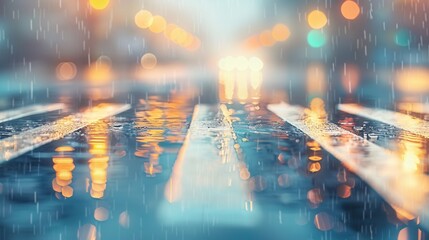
[135,10,153,29]
[271,24,291,42]
[341,1,360,20]
[307,10,327,29]
[149,15,167,33]
[141,53,157,70]
[89,0,110,10]
[164,23,177,38]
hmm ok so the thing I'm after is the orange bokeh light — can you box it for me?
[341,1,360,20]
[307,10,327,29]
[259,30,275,47]
[271,24,290,42]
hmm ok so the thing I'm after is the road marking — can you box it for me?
[0,103,65,123]
[159,105,259,226]
[0,103,130,162]
[338,103,429,138]
[269,102,429,230]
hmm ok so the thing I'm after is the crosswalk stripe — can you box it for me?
[0,103,65,123]
[0,103,130,162]
[338,103,429,138]
[159,104,260,226]
[269,102,429,230]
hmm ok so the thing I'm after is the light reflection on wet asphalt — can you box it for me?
[0,89,427,240]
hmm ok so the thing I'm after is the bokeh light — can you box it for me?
[89,0,110,10]
[271,24,290,42]
[56,62,77,81]
[149,15,167,33]
[341,1,360,20]
[135,10,153,29]
[307,30,327,48]
[307,10,327,29]
[259,30,275,47]
[395,29,411,47]
[141,53,158,70]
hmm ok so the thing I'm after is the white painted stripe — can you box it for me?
[159,105,259,226]
[268,102,429,230]
[0,103,65,123]
[0,103,130,162]
[337,103,429,138]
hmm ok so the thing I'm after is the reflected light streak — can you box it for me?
[269,102,429,230]
[52,147,75,198]
[338,104,429,139]
[0,104,130,162]
[87,120,110,199]
[218,56,264,104]
[135,95,191,177]
[160,105,260,226]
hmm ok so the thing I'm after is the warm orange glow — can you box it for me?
[89,0,109,10]
[341,64,360,94]
[164,23,177,38]
[259,30,276,47]
[341,1,360,20]
[140,53,157,70]
[135,10,153,29]
[308,156,322,161]
[271,24,290,42]
[308,162,321,172]
[55,146,75,152]
[306,98,327,119]
[171,27,188,45]
[149,15,167,33]
[307,10,328,29]
[396,68,429,94]
[85,62,113,84]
